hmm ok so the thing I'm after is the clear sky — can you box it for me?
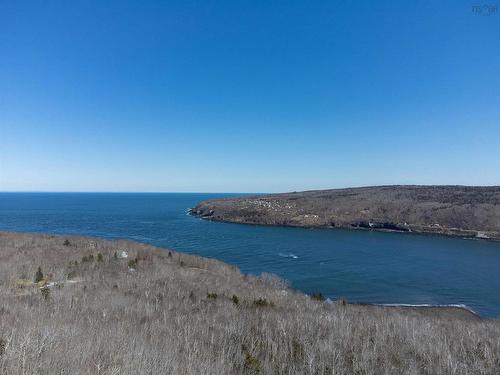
[1,1,499,193]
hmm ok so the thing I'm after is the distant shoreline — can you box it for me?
[190,185,500,241]
[191,213,500,242]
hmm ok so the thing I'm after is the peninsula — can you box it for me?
[191,185,500,240]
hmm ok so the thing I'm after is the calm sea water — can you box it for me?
[1,193,500,317]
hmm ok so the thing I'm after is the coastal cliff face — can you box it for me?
[191,185,500,240]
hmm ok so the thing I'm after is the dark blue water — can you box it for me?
[1,193,500,317]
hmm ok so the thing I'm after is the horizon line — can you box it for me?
[1,183,500,195]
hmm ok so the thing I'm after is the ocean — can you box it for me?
[1,192,500,317]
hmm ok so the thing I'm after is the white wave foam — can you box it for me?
[378,303,478,315]
[278,253,299,259]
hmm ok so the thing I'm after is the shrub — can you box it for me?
[252,298,273,308]
[244,352,261,375]
[207,292,218,299]
[291,339,304,360]
[63,239,71,246]
[40,287,50,300]
[168,251,172,258]
[128,259,137,269]
[82,254,94,263]
[232,294,239,305]
[113,252,118,259]
[97,253,103,262]
[34,266,44,283]
[310,292,325,301]
[0,338,6,356]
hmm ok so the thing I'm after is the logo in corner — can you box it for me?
[472,4,498,16]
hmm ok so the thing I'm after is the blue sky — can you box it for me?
[1,1,499,192]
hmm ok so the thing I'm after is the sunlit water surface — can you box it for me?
[1,193,500,317]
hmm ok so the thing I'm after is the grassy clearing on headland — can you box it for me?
[0,232,499,374]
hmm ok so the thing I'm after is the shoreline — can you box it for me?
[190,185,500,241]
[0,230,490,320]
[190,211,500,243]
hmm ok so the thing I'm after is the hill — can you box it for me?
[0,232,499,374]
[191,185,500,239]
